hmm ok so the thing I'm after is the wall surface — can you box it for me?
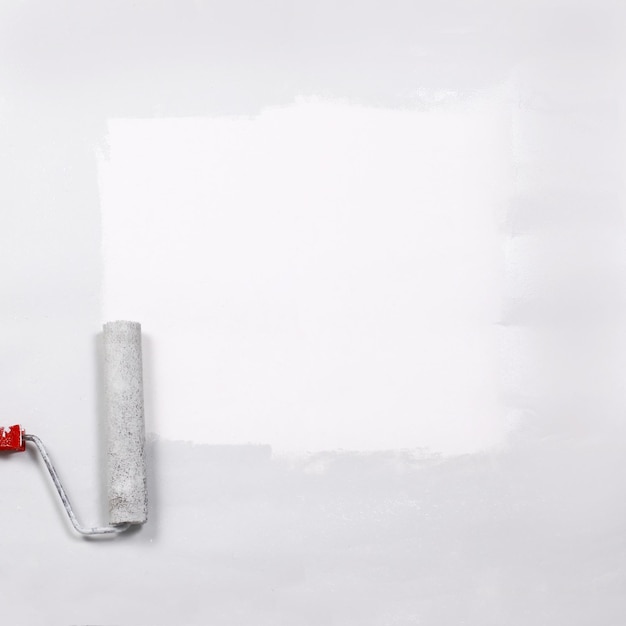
[0,1,625,624]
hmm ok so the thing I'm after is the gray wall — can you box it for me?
[0,1,624,624]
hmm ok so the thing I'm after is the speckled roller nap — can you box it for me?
[103,321,148,525]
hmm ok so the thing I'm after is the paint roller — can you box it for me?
[0,321,148,536]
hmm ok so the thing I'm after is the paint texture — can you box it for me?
[103,321,147,525]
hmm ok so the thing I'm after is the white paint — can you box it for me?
[0,0,624,624]
[99,93,511,454]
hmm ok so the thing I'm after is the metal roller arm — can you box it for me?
[24,434,130,537]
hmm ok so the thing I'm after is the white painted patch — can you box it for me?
[98,92,512,455]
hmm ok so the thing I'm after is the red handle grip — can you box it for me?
[0,425,25,452]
